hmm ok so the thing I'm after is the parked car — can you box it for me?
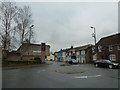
[68,59,78,64]
[50,59,53,61]
[94,59,120,69]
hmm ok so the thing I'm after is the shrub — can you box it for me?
[34,57,41,60]
[4,60,37,63]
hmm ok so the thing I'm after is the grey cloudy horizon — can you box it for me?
[17,2,118,52]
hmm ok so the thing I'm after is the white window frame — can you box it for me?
[81,50,85,55]
[76,51,80,55]
[69,52,71,56]
[98,45,102,52]
[117,45,120,50]
[109,45,112,51]
[72,49,75,54]
[109,54,116,61]
[92,47,95,53]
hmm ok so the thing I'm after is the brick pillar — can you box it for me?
[41,43,46,63]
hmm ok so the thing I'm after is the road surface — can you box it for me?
[2,61,119,88]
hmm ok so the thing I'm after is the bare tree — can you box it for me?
[14,5,34,44]
[0,1,18,51]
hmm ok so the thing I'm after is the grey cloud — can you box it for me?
[17,2,118,52]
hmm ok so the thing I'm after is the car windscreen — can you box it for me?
[104,60,112,63]
[71,59,76,61]
[95,60,102,62]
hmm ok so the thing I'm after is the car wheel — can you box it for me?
[109,65,113,69]
[95,64,98,67]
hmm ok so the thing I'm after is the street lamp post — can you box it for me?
[91,26,97,61]
[29,25,34,43]
[91,26,96,45]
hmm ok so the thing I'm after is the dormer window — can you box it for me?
[109,45,112,51]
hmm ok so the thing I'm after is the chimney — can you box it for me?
[71,46,73,49]
[41,43,46,63]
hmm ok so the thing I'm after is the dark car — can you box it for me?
[50,59,53,61]
[94,59,120,69]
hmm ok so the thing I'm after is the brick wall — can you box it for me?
[6,52,21,60]
[96,33,120,63]
[22,55,40,60]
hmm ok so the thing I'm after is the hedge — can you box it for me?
[3,60,38,63]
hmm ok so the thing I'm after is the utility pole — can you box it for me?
[91,26,96,45]
[91,26,97,61]
[29,25,34,43]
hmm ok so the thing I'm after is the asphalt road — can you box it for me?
[2,61,119,88]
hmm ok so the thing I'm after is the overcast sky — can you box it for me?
[16,2,118,52]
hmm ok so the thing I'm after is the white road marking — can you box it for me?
[74,75,102,78]
[75,76,88,78]
[37,69,46,73]
[96,75,102,77]
[42,69,46,72]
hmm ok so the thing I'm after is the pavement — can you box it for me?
[2,61,119,88]
[2,61,53,70]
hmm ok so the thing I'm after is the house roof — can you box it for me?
[57,44,93,53]
[17,43,50,51]
[96,33,120,46]
[74,44,93,51]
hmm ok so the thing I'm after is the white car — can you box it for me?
[69,59,78,64]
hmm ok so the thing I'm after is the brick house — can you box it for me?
[96,33,120,63]
[74,44,93,64]
[2,43,50,63]
[17,43,50,62]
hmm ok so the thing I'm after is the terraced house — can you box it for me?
[56,44,93,64]
[96,33,120,63]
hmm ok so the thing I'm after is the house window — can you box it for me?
[62,52,65,56]
[76,51,80,55]
[33,51,41,55]
[92,47,95,53]
[72,49,75,53]
[117,45,120,50]
[98,45,102,52]
[81,50,85,55]
[109,45,112,51]
[109,54,116,61]
[69,52,71,56]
